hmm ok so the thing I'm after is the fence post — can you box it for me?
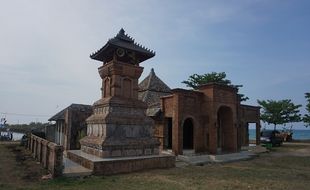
[33,136,37,159]
[37,138,42,162]
[54,145,64,177]
[41,140,49,168]
[47,143,64,177]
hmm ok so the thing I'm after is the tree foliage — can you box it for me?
[182,72,231,88]
[1,122,48,133]
[304,93,310,127]
[182,72,249,102]
[257,99,302,130]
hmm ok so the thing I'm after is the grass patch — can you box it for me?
[1,143,310,190]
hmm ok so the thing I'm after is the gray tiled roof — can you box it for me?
[48,104,92,121]
[146,107,162,117]
[139,68,171,93]
[138,69,171,116]
[90,28,155,63]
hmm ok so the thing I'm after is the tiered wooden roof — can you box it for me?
[90,28,155,63]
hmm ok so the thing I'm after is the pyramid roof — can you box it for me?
[138,69,171,115]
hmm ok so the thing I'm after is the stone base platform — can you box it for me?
[177,146,268,166]
[67,150,175,175]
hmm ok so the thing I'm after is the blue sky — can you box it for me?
[0,0,309,128]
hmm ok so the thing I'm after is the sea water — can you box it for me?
[12,132,24,141]
[249,129,310,140]
[0,132,24,141]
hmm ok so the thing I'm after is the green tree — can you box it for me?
[257,99,302,130]
[6,122,48,133]
[304,93,310,127]
[182,72,249,101]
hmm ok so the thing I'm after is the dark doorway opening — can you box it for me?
[183,118,194,149]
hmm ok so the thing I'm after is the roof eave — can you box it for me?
[90,41,155,63]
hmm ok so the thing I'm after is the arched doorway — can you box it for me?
[183,118,194,149]
[217,106,234,152]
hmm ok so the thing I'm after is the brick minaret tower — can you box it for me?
[80,29,160,158]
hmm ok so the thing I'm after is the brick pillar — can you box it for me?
[54,145,64,177]
[256,122,261,145]
[37,139,42,162]
[172,94,182,155]
[172,118,181,155]
[27,135,31,150]
[42,140,49,168]
[33,137,37,159]
[208,118,217,154]
[29,135,33,151]
[48,143,64,177]
[245,123,249,146]
[232,123,238,152]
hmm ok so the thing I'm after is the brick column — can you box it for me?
[48,143,64,177]
[245,123,249,146]
[232,123,238,152]
[172,94,182,155]
[33,136,37,159]
[37,139,42,162]
[27,135,31,150]
[29,135,33,151]
[172,118,181,155]
[256,122,261,145]
[41,140,49,168]
[54,145,64,177]
[208,114,218,154]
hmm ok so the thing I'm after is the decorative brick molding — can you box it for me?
[27,134,64,177]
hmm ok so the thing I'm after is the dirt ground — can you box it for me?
[0,142,310,190]
[0,142,47,189]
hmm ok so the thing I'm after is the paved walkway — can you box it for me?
[62,146,268,176]
[177,145,267,166]
[63,156,92,177]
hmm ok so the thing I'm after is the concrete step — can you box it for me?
[63,157,93,177]
[177,151,259,165]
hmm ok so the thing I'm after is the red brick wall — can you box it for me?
[161,84,245,155]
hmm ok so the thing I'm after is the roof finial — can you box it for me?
[150,68,155,76]
[119,28,125,35]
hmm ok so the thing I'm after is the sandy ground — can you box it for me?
[270,142,310,157]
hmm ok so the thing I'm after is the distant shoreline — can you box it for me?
[290,139,310,143]
[249,139,310,144]
[0,128,30,134]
